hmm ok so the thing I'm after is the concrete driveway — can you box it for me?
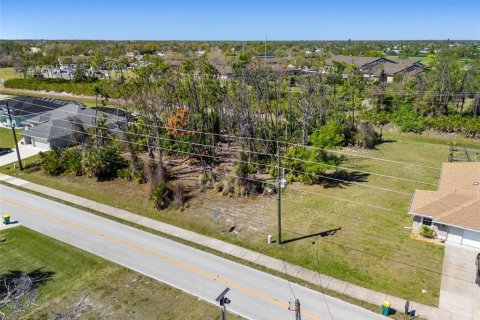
[440,243,480,320]
[0,141,47,167]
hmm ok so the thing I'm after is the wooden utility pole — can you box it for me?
[5,101,23,171]
[265,34,268,64]
[276,140,282,245]
[295,299,301,320]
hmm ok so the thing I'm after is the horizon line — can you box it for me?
[1,38,479,42]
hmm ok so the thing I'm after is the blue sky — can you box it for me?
[1,0,479,40]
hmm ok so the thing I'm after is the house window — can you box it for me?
[422,217,433,227]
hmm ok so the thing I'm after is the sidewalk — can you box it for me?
[0,173,454,320]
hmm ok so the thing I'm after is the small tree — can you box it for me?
[150,183,173,210]
[81,147,125,181]
[310,121,345,149]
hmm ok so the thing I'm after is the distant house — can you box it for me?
[253,55,281,64]
[21,104,126,150]
[58,55,89,70]
[325,55,426,82]
[370,59,426,82]
[409,162,480,248]
[0,96,75,128]
[213,64,233,80]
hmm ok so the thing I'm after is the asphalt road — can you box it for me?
[0,185,387,320]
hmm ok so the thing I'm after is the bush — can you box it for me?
[40,151,64,176]
[420,225,435,239]
[360,109,391,126]
[282,146,341,185]
[424,115,480,138]
[222,176,235,196]
[234,152,256,177]
[117,167,132,181]
[310,121,344,149]
[391,105,424,133]
[4,78,106,96]
[81,147,126,181]
[150,183,173,210]
[63,148,83,176]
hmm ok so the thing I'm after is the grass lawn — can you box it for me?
[0,226,239,319]
[0,68,20,82]
[2,130,479,307]
[0,127,23,149]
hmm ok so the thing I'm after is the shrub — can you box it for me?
[360,109,391,126]
[282,146,342,185]
[420,225,435,239]
[4,78,106,96]
[40,151,64,176]
[117,167,132,181]
[424,115,480,138]
[234,178,247,197]
[150,183,173,210]
[63,148,83,176]
[235,152,255,177]
[310,121,344,149]
[81,147,126,181]
[391,105,424,133]
[222,176,235,196]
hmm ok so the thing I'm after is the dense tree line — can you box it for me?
[1,39,479,68]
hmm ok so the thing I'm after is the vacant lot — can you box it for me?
[2,130,479,306]
[0,226,239,319]
[0,68,20,82]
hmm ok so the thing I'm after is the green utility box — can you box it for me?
[381,300,391,316]
[2,214,10,225]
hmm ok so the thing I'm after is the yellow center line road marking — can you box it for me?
[1,197,325,320]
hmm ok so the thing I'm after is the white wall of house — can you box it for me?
[30,138,51,150]
[446,226,480,249]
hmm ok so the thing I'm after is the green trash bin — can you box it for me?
[2,214,10,225]
[381,300,391,316]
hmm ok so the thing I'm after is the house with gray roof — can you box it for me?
[0,96,78,128]
[21,103,126,150]
[324,55,426,82]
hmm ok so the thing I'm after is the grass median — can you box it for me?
[0,226,240,319]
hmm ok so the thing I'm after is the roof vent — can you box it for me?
[473,182,479,186]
